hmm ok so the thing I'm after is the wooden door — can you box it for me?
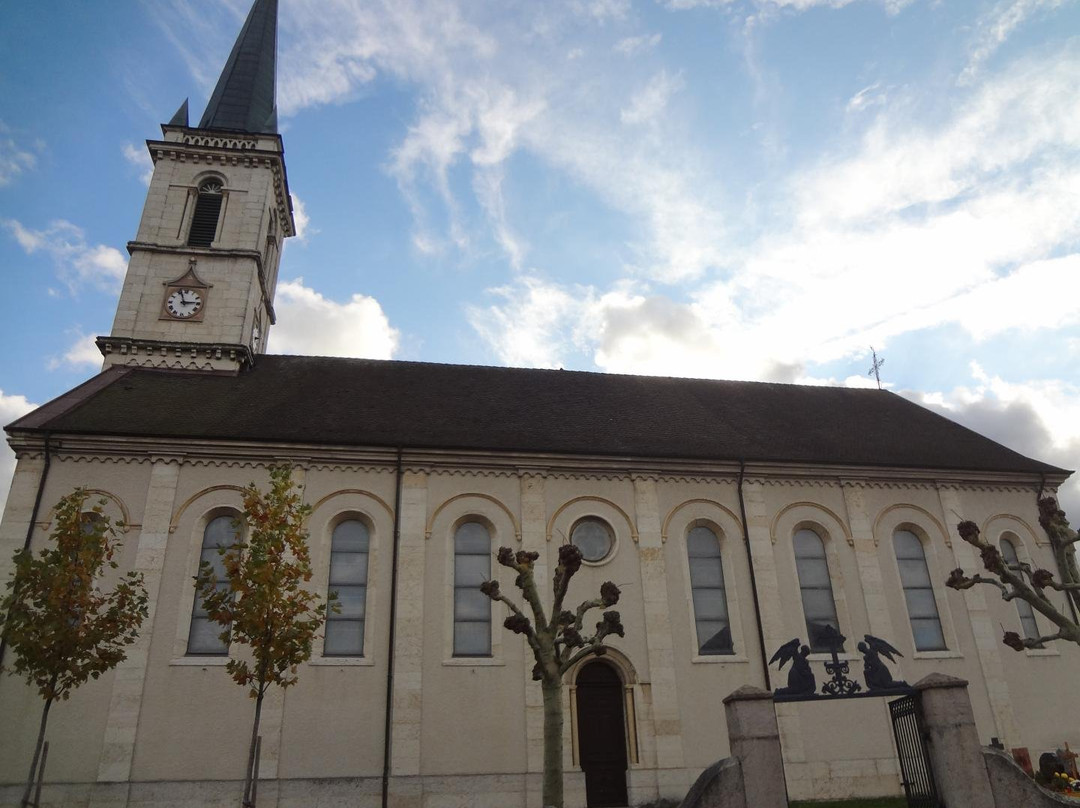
[576,661,628,807]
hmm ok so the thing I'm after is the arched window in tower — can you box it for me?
[687,525,734,655]
[187,514,238,655]
[188,179,224,247]
[793,528,842,652]
[453,521,491,657]
[893,529,946,651]
[1000,537,1039,643]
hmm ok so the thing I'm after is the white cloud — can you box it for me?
[620,70,684,125]
[961,0,1068,84]
[658,0,913,10]
[615,33,663,56]
[571,0,631,21]
[845,82,886,113]
[2,219,127,293]
[903,364,1080,515]
[48,332,101,371]
[270,278,400,359]
[289,193,311,241]
[122,142,154,185]
[0,391,37,518]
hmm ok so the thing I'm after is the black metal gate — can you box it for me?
[889,694,940,808]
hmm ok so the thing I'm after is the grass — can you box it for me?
[790,799,907,808]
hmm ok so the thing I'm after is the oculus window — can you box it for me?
[571,517,614,563]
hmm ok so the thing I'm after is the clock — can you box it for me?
[165,288,204,319]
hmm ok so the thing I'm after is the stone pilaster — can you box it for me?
[740,481,787,658]
[518,473,547,789]
[841,482,894,638]
[96,460,181,784]
[633,477,684,771]
[936,486,1020,746]
[0,454,47,592]
[390,471,428,777]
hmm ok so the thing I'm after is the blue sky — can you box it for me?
[1,0,1079,513]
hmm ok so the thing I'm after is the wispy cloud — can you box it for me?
[3,219,127,293]
[614,33,662,56]
[0,121,42,186]
[961,0,1069,84]
[122,142,154,185]
[48,332,101,371]
[620,70,684,125]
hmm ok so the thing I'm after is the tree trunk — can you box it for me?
[541,677,564,808]
[21,695,53,808]
[242,689,265,807]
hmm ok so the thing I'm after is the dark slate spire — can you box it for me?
[168,99,190,127]
[197,0,278,134]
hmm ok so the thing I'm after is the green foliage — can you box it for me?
[194,465,330,697]
[1,488,148,701]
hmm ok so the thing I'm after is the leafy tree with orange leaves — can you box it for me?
[2,489,148,808]
[194,465,330,807]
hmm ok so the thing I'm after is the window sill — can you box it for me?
[170,656,229,667]
[442,657,505,667]
[691,654,749,664]
[1025,647,1059,657]
[310,656,374,666]
[912,650,963,660]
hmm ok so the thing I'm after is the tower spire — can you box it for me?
[198,0,279,134]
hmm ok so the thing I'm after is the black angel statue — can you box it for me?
[769,638,816,697]
[858,634,909,691]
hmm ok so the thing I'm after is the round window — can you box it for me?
[571,517,614,562]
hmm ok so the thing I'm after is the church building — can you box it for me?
[2,1,1078,806]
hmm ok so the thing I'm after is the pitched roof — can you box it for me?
[8,355,1067,476]
[197,0,278,134]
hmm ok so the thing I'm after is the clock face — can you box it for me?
[166,288,204,319]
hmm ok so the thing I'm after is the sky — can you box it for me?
[0,0,1079,517]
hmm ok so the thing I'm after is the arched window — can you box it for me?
[188,179,224,247]
[793,528,842,652]
[1000,538,1039,642]
[893,529,946,651]
[187,514,238,655]
[687,526,734,655]
[453,521,491,657]
[324,519,370,657]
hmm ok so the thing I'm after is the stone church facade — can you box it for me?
[2,2,1078,806]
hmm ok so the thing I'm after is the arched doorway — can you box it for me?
[575,660,628,807]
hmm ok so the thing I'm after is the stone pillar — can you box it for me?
[390,470,428,781]
[841,482,894,638]
[633,476,685,779]
[96,459,180,786]
[723,686,787,808]
[936,486,1020,746]
[915,673,995,808]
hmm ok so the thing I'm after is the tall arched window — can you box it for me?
[893,529,946,651]
[188,179,224,247]
[324,519,370,657]
[687,526,734,655]
[187,514,238,655]
[1000,537,1039,643]
[793,528,841,652]
[453,521,491,657]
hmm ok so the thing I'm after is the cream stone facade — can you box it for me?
[2,2,1079,807]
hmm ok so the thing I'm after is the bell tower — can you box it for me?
[99,0,293,372]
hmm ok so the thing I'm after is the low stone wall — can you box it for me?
[983,748,1077,808]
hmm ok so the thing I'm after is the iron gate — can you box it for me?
[889,694,941,808]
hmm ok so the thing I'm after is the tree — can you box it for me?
[1,489,148,808]
[480,543,624,808]
[194,465,330,808]
[946,496,1080,651]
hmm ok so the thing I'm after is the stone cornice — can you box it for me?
[96,336,255,372]
[5,432,1066,492]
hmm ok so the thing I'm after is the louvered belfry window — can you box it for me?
[188,180,224,247]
